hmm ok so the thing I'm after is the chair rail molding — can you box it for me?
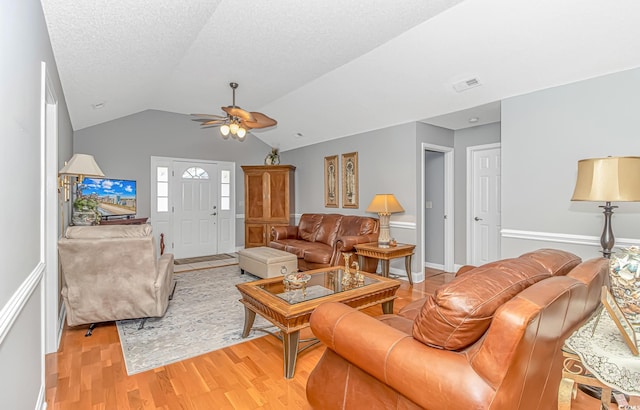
[501,229,640,248]
[0,262,45,345]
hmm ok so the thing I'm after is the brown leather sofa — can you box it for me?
[306,249,608,409]
[270,213,379,271]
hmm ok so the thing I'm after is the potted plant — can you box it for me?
[264,148,280,165]
[72,196,101,225]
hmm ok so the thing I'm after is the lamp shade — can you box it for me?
[571,157,640,202]
[58,153,105,178]
[366,194,404,214]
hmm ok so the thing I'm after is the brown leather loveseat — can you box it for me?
[270,213,379,271]
[306,249,608,409]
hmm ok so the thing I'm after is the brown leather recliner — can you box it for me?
[270,213,379,271]
[306,249,608,410]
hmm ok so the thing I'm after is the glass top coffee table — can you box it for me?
[236,266,400,378]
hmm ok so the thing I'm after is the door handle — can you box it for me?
[474,217,483,221]
[211,212,217,216]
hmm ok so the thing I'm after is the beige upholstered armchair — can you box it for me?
[58,224,174,335]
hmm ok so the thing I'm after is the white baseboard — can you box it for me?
[424,262,444,270]
[388,266,424,283]
[38,383,47,410]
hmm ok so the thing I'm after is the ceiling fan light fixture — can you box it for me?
[229,122,239,135]
[192,82,277,142]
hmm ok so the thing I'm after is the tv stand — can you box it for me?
[100,217,148,225]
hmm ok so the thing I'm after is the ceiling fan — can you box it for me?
[191,82,277,141]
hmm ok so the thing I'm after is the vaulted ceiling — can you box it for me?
[41,0,640,151]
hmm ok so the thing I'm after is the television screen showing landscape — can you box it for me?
[80,178,137,217]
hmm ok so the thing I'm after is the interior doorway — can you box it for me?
[424,150,445,268]
[420,143,454,273]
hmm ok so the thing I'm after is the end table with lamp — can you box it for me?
[354,242,416,285]
[558,289,640,409]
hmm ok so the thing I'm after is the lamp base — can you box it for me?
[378,212,391,247]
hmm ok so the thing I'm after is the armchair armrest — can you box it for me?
[335,233,378,251]
[310,302,491,409]
[271,225,298,241]
[456,264,476,276]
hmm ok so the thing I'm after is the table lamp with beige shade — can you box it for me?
[571,156,640,258]
[366,194,404,247]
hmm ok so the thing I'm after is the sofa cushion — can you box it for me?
[314,214,342,246]
[412,257,552,350]
[282,240,311,258]
[519,248,581,276]
[302,243,333,264]
[338,215,378,236]
[269,240,287,251]
[298,214,323,242]
[278,240,333,264]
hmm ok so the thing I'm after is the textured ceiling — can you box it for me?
[42,0,640,151]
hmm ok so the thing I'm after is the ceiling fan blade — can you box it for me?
[243,111,277,129]
[190,113,227,119]
[222,106,255,122]
[201,119,225,126]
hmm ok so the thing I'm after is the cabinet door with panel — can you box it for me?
[242,165,295,248]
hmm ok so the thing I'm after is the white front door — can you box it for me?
[468,144,501,266]
[172,161,218,258]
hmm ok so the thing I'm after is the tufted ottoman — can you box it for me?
[238,246,298,279]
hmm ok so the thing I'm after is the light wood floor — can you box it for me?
[45,269,624,409]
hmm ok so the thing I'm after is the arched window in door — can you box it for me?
[182,167,209,179]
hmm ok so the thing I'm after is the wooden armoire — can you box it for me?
[242,165,296,248]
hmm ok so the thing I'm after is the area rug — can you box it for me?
[174,253,237,265]
[116,265,271,375]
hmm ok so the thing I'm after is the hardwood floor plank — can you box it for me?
[46,269,621,409]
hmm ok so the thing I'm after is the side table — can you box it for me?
[559,308,640,409]
[354,242,415,285]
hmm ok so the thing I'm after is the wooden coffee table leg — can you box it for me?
[283,330,300,379]
[381,300,394,314]
[242,306,256,338]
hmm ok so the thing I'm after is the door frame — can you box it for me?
[150,156,236,257]
[420,143,454,272]
[466,142,501,264]
[43,62,61,354]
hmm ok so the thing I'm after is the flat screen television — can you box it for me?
[79,177,137,218]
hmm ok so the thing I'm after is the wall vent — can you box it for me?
[453,77,481,92]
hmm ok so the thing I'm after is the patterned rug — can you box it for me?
[116,265,271,375]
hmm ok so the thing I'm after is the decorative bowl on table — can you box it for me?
[283,272,311,292]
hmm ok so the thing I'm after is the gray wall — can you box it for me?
[501,67,640,260]
[453,122,501,263]
[287,122,422,275]
[1,0,74,408]
[74,109,273,246]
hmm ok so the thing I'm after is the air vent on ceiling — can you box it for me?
[453,77,481,93]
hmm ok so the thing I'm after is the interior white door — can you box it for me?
[172,161,218,258]
[470,145,501,266]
